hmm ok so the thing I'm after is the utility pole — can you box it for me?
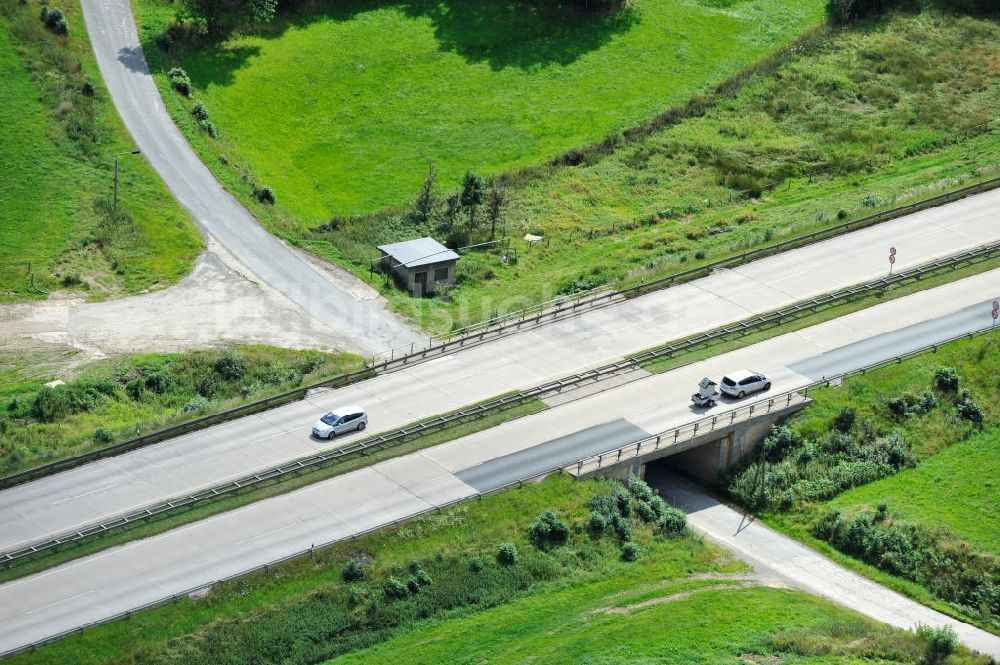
[114,149,142,209]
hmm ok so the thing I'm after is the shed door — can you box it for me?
[415,271,428,292]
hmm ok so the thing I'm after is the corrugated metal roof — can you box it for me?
[377,237,459,268]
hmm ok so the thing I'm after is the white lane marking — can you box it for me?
[52,484,117,505]
[27,590,94,615]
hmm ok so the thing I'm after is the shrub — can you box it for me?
[634,500,656,523]
[588,511,607,536]
[32,387,71,422]
[200,120,218,139]
[528,511,569,549]
[916,625,957,663]
[955,395,984,426]
[934,367,959,393]
[167,68,192,97]
[92,427,113,444]
[40,6,69,35]
[125,379,145,401]
[496,543,518,566]
[762,426,799,462]
[256,186,276,205]
[875,500,889,522]
[659,507,687,537]
[144,368,172,394]
[694,250,706,260]
[182,395,209,413]
[625,476,654,502]
[191,102,209,121]
[832,407,856,433]
[826,0,898,24]
[341,559,365,582]
[213,350,245,380]
[468,557,484,573]
[382,577,409,600]
[61,273,82,287]
[154,31,173,51]
[621,542,639,562]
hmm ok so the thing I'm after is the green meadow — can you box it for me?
[140,0,826,221]
[0,0,200,300]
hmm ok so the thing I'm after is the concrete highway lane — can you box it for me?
[1,202,997,554]
[79,0,419,354]
[1,273,997,655]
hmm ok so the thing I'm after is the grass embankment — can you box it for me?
[141,2,997,331]
[9,474,982,665]
[0,345,364,476]
[726,333,1000,630]
[0,0,200,301]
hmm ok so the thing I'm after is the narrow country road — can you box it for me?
[78,0,420,354]
[648,468,1000,659]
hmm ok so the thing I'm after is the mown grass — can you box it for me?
[10,474,979,665]
[0,345,364,475]
[0,0,201,301]
[328,585,953,665]
[139,1,1000,332]
[831,427,1000,556]
[137,0,824,221]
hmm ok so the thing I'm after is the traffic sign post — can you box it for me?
[889,246,897,275]
[993,300,999,329]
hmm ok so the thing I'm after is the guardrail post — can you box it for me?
[786,393,792,406]
[597,454,603,468]
[674,430,679,443]
[711,416,717,429]
[655,435,661,450]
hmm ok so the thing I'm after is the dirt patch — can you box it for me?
[0,242,355,378]
[597,580,756,615]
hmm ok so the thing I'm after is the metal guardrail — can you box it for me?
[1,174,997,492]
[569,391,813,477]
[569,327,994,475]
[3,239,997,568]
[2,325,991,661]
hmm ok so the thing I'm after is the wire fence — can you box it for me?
[2,325,992,661]
[1,174,998,494]
[4,238,998,566]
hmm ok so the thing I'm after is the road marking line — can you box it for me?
[52,484,117,505]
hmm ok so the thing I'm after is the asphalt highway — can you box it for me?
[1,273,997,656]
[2,195,997,554]
[78,0,419,354]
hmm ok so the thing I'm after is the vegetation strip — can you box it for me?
[4,241,997,566]
[3,177,997,492]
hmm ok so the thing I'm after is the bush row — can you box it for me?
[815,504,1000,626]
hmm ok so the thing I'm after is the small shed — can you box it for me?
[377,237,459,296]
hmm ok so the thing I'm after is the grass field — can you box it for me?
[0,0,201,301]
[831,427,1000,556]
[10,474,978,665]
[139,0,825,221]
[137,1,1000,331]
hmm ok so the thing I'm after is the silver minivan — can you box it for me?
[312,405,368,439]
[720,370,771,399]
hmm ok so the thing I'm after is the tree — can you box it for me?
[413,163,437,226]
[183,0,277,35]
[460,170,484,232]
[484,181,507,240]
